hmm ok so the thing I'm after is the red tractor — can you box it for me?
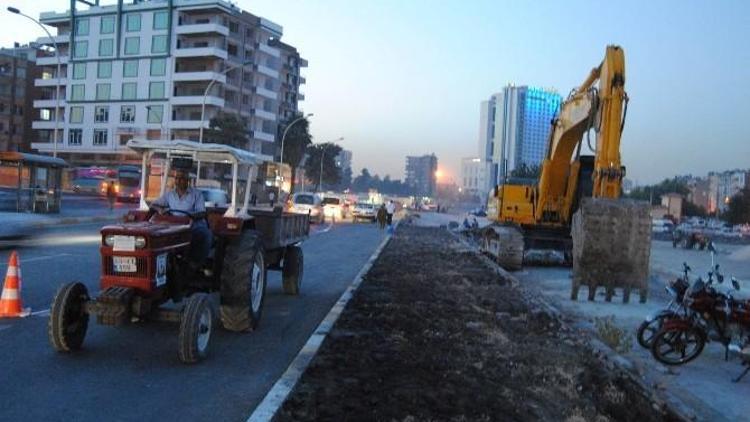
[48,140,309,363]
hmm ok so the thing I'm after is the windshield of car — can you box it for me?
[356,203,373,209]
[294,194,315,205]
[322,197,340,205]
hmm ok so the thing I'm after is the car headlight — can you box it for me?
[104,234,115,246]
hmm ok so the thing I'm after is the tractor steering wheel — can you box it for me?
[148,205,195,220]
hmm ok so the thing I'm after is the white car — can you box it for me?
[352,202,376,222]
[197,187,229,208]
[290,192,324,224]
[322,196,348,220]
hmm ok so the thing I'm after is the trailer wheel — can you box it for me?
[220,231,266,332]
[282,245,304,295]
[48,282,90,352]
[178,293,213,363]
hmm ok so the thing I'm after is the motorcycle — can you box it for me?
[636,262,691,349]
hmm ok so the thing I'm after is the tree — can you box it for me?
[205,112,249,149]
[724,188,750,225]
[304,142,342,191]
[352,168,372,193]
[279,117,312,194]
[626,177,690,205]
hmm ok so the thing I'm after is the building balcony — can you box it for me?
[32,120,64,130]
[257,43,280,58]
[298,93,305,101]
[254,109,276,120]
[257,65,279,79]
[173,71,226,83]
[299,76,306,84]
[256,87,278,100]
[170,119,211,130]
[36,55,69,66]
[171,95,224,107]
[35,78,65,87]
[175,22,229,36]
[36,34,70,46]
[174,46,227,60]
[252,130,275,142]
[33,99,65,108]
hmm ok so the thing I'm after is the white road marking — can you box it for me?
[0,325,11,332]
[31,309,50,317]
[0,253,73,268]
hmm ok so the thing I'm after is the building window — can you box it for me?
[94,106,109,123]
[123,60,139,77]
[121,82,137,100]
[69,106,83,123]
[73,41,88,58]
[120,105,135,123]
[126,14,141,32]
[68,129,82,145]
[229,21,239,33]
[100,16,115,34]
[97,61,112,78]
[149,82,164,99]
[124,37,140,55]
[146,105,163,123]
[150,58,166,76]
[153,11,168,30]
[93,129,108,146]
[98,39,114,57]
[70,84,85,101]
[72,63,86,79]
[96,84,111,101]
[75,18,89,36]
[119,134,134,146]
[151,35,167,54]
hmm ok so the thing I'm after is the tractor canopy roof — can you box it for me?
[126,139,265,166]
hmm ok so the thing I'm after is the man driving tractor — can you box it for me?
[150,162,211,270]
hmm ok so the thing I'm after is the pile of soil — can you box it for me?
[276,226,677,421]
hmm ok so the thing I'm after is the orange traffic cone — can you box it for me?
[0,251,30,318]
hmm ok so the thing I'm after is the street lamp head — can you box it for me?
[305,113,314,118]
[7,7,21,14]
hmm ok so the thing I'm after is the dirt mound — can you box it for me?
[276,226,678,421]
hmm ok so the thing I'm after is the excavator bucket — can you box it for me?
[480,225,524,271]
[570,198,651,303]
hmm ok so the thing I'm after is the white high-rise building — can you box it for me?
[30,0,306,165]
[460,157,485,197]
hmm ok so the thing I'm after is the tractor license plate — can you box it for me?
[113,256,137,273]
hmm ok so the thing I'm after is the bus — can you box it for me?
[101,165,141,202]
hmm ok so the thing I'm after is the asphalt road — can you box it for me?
[0,219,384,421]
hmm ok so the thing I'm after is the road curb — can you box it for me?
[450,229,699,421]
[247,220,400,422]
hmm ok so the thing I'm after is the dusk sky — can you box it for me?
[2,0,748,185]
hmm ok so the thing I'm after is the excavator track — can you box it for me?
[480,225,524,271]
[570,198,651,303]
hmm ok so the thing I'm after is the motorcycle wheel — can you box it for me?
[637,313,676,349]
[650,325,706,366]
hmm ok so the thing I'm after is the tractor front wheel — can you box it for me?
[220,231,266,332]
[48,282,90,352]
[282,245,304,295]
[178,293,213,363]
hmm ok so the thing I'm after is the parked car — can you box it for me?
[197,187,229,208]
[652,218,675,233]
[352,202,376,222]
[322,195,348,220]
[290,192,324,224]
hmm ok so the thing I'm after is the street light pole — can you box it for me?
[279,113,313,166]
[8,7,61,158]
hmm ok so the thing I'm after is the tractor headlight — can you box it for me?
[104,234,115,246]
[135,236,146,249]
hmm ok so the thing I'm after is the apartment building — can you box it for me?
[30,0,306,165]
[0,44,38,152]
[460,157,486,197]
[405,154,438,197]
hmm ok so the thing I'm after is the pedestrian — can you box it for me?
[106,181,116,212]
[386,199,396,226]
[377,204,387,230]
[269,190,276,207]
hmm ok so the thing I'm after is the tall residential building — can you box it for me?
[477,85,561,193]
[0,44,38,152]
[460,157,485,197]
[30,0,305,166]
[405,154,437,197]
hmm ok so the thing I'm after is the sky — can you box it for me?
[1,0,749,185]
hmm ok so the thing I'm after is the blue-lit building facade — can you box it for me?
[476,85,561,193]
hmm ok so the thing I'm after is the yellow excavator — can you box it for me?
[482,45,651,301]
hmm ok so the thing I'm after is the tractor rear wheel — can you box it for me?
[48,282,90,352]
[282,245,304,295]
[220,230,266,332]
[178,293,213,363]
